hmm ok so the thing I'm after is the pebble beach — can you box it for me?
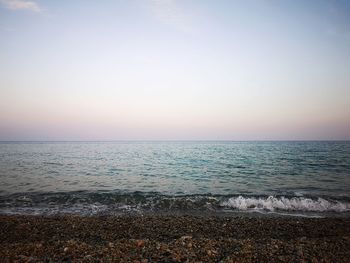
[1,215,349,262]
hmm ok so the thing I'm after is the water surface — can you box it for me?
[0,141,349,216]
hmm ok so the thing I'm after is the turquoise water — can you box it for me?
[0,141,349,216]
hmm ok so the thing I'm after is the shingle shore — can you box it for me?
[0,215,349,262]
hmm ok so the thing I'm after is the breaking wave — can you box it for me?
[221,196,350,212]
[1,192,350,216]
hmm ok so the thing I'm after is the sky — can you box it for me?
[0,0,349,140]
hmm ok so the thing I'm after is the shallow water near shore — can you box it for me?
[0,141,349,217]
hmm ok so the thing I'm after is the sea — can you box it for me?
[0,141,349,217]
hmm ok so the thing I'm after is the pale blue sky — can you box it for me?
[0,0,350,140]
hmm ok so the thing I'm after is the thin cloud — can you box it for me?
[0,0,41,12]
[150,0,192,33]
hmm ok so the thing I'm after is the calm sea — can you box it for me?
[0,141,349,217]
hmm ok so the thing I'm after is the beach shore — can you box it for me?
[0,215,349,262]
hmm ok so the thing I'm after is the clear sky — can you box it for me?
[0,0,349,140]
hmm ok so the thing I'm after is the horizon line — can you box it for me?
[1,139,349,143]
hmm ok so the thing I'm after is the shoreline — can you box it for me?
[1,215,349,262]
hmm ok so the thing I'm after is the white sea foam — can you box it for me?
[221,196,350,212]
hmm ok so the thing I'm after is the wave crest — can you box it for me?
[221,196,350,212]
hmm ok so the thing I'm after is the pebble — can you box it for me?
[135,239,145,247]
[108,242,114,248]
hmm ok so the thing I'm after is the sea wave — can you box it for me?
[1,192,350,216]
[220,195,350,212]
